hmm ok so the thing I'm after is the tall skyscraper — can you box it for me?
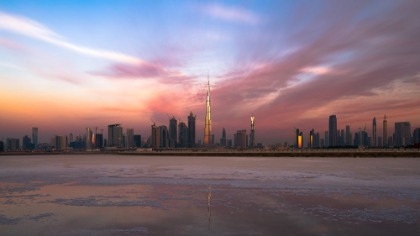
[309,129,315,148]
[250,115,255,148]
[151,124,160,149]
[383,115,388,147]
[203,74,212,146]
[22,135,31,150]
[126,128,134,148]
[372,117,377,147]
[220,128,226,147]
[236,130,247,148]
[86,127,93,149]
[32,127,38,149]
[169,117,177,148]
[133,135,142,148]
[188,112,196,148]
[178,122,189,148]
[159,126,169,148]
[328,115,337,147]
[108,124,123,147]
[345,125,351,145]
[413,128,420,144]
[325,131,329,147]
[395,122,411,147]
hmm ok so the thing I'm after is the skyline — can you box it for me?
[1,1,420,144]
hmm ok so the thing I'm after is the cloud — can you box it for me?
[0,11,144,65]
[198,3,260,25]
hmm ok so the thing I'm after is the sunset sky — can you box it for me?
[1,0,420,145]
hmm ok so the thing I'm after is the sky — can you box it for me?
[1,0,420,145]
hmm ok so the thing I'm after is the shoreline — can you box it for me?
[1,150,420,157]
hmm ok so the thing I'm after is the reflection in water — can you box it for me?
[207,186,212,230]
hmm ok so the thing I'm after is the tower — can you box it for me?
[220,128,227,147]
[203,74,212,146]
[169,117,177,148]
[188,112,196,148]
[328,115,337,147]
[250,115,255,148]
[383,115,387,147]
[32,127,38,149]
[372,117,377,147]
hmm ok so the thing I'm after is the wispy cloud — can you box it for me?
[0,11,144,65]
[198,3,260,25]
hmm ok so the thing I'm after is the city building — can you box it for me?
[108,124,123,147]
[414,128,420,144]
[220,128,226,147]
[22,135,32,150]
[0,141,4,152]
[178,122,189,148]
[133,135,142,148]
[227,139,232,148]
[159,126,169,148]
[325,131,329,147]
[250,115,255,148]
[6,138,19,151]
[309,129,315,148]
[95,133,103,148]
[188,112,196,148]
[328,115,337,147]
[236,130,247,148]
[32,127,38,149]
[372,117,377,147]
[345,125,352,146]
[203,74,212,146]
[314,132,320,148]
[86,127,93,149]
[169,117,177,148]
[151,124,160,149]
[55,135,67,150]
[378,136,383,147]
[383,115,388,147]
[395,122,411,147]
[126,128,134,148]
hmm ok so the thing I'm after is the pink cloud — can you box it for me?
[198,3,260,25]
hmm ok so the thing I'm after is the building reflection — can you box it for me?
[207,186,212,230]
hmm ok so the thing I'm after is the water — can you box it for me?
[0,155,419,235]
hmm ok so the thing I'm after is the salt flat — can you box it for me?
[0,155,419,235]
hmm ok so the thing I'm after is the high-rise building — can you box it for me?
[169,117,177,148]
[383,115,388,147]
[69,133,74,143]
[95,133,103,148]
[372,117,377,147]
[151,124,160,149]
[203,74,212,146]
[309,129,315,148]
[133,135,142,148]
[220,128,227,147]
[414,128,420,144]
[236,130,247,148]
[55,135,67,150]
[126,128,134,148]
[32,127,38,149]
[22,135,32,150]
[6,138,19,151]
[188,112,196,148]
[314,132,320,148]
[328,115,337,147]
[178,122,189,148]
[0,141,4,152]
[250,115,255,148]
[325,131,329,147]
[354,132,360,146]
[395,122,411,147]
[345,125,351,146]
[159,126,169,148]
[340,129,345,146]
[108,124,123,147]
[227,139,232,148]
[86,127,93,149]
[378,136,383,147]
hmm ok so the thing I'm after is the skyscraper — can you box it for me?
[22,135,31,150]
[220,128,226,147]
[309,129,315,148]
[178,122,189,148]
[188,112,196,148]
[86,127,93,149]
[203,74,212,146]
[250,115,255,148]
[108,124,123,147]
[328,115,337,147]
[236,130,247,148]
[345,125,351,145]
[32,127,38,149]
[151,123,160,149]
[126,128,134,148]
[395,122,411,147]
[169,117,177,148]
[325,131,329,147]
[383,115,388,147]
[372,117,377,147]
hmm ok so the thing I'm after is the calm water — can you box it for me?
[0,155,419,235]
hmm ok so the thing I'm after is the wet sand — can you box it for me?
[0,155,419,235]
